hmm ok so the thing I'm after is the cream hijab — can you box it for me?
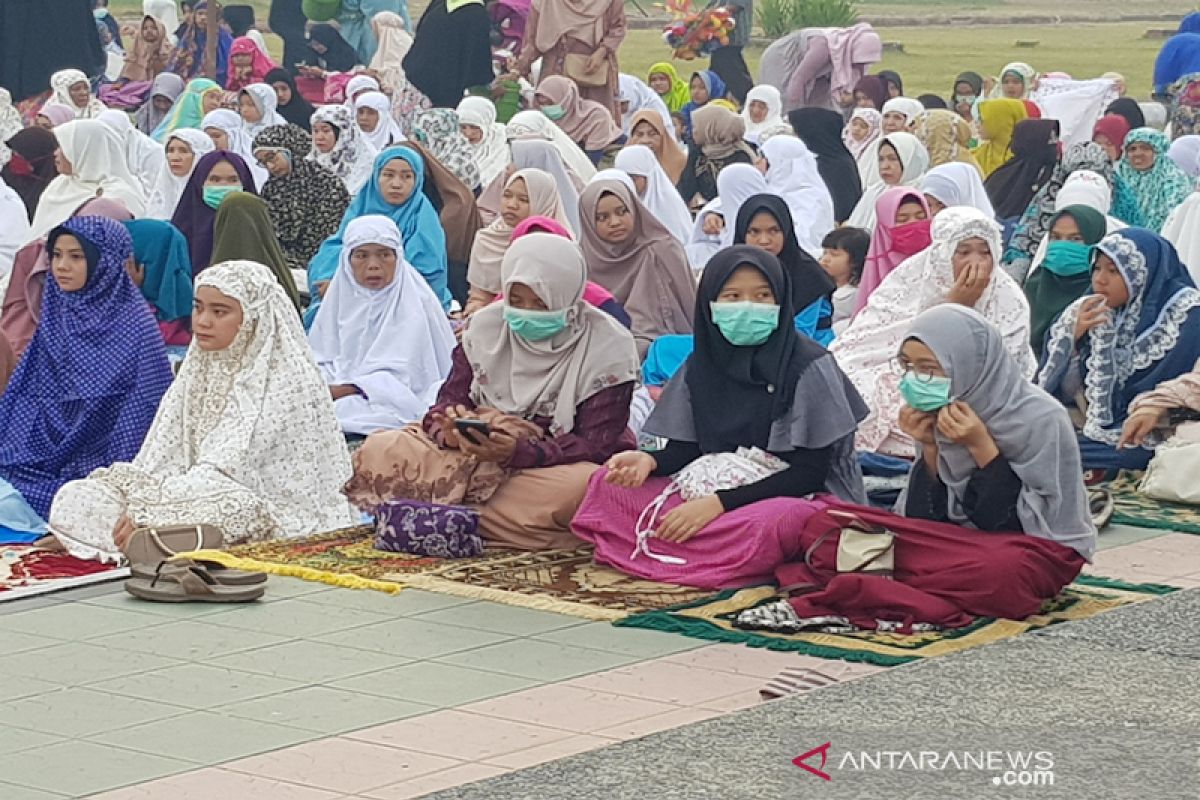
[613,144,692,245]
[462,232,640,436]
[146,129,215,219]
[506,109,597,181]
[50,69,107,119]
[456,96,511,188]
[469,169,575,294]
[847,132,930,230]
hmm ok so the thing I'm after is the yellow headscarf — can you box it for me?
[648,62,691,113]
[972,99,1028,177]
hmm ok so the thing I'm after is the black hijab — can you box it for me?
[877,70,904,98]
[0,0,105,101]
[1105,98,1146,131]
[403,0,495,108]
[985,119,1060,219]
[223,5,256,37]
[733,194,835,314]
[787,107,863,223]
[265,67,314,130]
[685,246,827,453]
[307,24,360,73]
[2,127,60,221]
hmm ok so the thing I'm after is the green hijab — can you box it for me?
[1024,204,1107,356]
[151,78,221,143]
[648,61,691,113]
[209,192,303,312]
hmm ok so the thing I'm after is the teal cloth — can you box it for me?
[124,220,194,323]
[1115,128,1195,232]
[0,477,46,541]
[339,0,411,64]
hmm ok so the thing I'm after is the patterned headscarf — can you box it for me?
[307,104,374,193]
[409,109,482,191]
[843,107,881,160]
[0,216,172,517]
[1115,128,1195,232]
[49,69,107,118]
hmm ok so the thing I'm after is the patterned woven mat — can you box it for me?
[1104,471,1200,534]
[0,545,125,602]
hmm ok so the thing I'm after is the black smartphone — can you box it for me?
[454,418,492,442]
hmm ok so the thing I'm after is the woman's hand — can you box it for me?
[314,280,331,299]
[1073,295,1111,342]
[430,403,474,449]
[656,495,723,543]
[113,515,137,551]
[329,384,359,401]
[898,405,938,446]
[1118,408,1164,449]
[937,401,1000,467]
[946,259,991,308]
[585,47,607,75]
[458,429,518,464]
[604,450,657,488]
[701,213,724,236]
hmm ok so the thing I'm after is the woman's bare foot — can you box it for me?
[31,534,65,552]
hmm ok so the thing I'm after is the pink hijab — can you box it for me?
[855,187,931,313]
[511,215,616,309]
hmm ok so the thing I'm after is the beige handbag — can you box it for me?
[563,53,610,88]
[1140,423,1200,505]
[124,524,224,567]
[799,510,896,583]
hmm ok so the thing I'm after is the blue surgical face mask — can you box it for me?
[541,104,567,121]
[710,301,780,347]
[503,306,568,341]
[202,184,241,209]
[898,371,953,412]
[1042,240,1094,277]
[93,7,109,19]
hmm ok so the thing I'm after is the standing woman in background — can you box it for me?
[403,0,495,109]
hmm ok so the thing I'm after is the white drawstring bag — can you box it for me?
[1140,422,1200,505]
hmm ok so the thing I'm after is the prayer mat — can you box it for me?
[0,545,126,603]
[614,575,1179,667]
[1105,471,1200,534]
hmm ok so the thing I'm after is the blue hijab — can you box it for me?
[167,1,234,85]
[0,217,173,517]
[1180,12,1200,35]
[339,0,411,64]
[681,70,728,141]
[1038,228,1200,447]
[307,146,449,324]
[124,220,194,323]
[1153,33,1200,94]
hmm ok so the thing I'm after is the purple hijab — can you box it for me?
[170,149,257,273]
[0,216,173,517]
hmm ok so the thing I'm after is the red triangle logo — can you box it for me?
[793,742,832,781]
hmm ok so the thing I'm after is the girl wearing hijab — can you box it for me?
[0,216,173,521]
[456,97,511,189]
[467,168,575,314]
[151,77,221,142]
[201,107,269,188]
[741,85,784,147]
[47,261,359,563]
[346,232,640,551]
[1116,128,1194,232]
[647,62,691,114]
[580,179,696,357]
[410,109,482,191]
[308,104,377,198]
[354,91,405,152]
[680,70,727,143]
[238,83,286,139]
[535,75,626,165]
[575,245,867,588]
[1023,204,1108,356]
[506,109,598,183]
[990,62,1038,100]
[511,0,626,121]
[134,73,186,136]
[985,118,1060,239]
[168,1,233,84]
[759,136,837,259]
[856,188,932,312]
[852,75,888,110]
[29,120,147,242]
[1092,114,1131,162]
[843,107,881,161]
[972,99,1028,178]
[952,71,983,121]
[308,146,450,322]
[123,219,194,346]
[1038,229,1200,470]
[832,207,1034,455]
[403,0,493,109]
[847,131,930,231]
[626,109,686,183]
[265,68,314,131]
[2,128,59,221]
[208,192,302,309]
[789,107,864,225]
[613,145,691,245]
[912,109,981,173]
[310,215,455,434]
[479,138,584,232]
[47,69,107,119]
[170,149,257,273]
[146,128,214,219]
[677,105,756,206]
[225,37,278,91]
[921,162,994,218]
[121,17,173,83]
[618,74,675,139]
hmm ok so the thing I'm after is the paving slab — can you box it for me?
[1034,585,1200,659]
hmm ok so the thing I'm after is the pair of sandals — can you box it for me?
[125,558,267,603]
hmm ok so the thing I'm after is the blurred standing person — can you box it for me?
[268,0,308,74]
[0,0,105,102]
[403,0,494,108]
[707,0,752,105]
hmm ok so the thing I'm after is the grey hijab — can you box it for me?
[904,305,1097,560]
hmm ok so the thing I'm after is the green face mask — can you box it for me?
[898,372,953,412]
[202,185,241,209]
[503,306,568,341]
[1042,240,1094,277]
[710,301,780,347]
[541,104,567,121]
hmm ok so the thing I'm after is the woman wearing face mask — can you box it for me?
[855,189,932,313]
[574,246,867,588]
[253,124,350,276]
[345,232,640,551]
[201,108,269,188]
[1023,205,1108,357]
[48,261,359,566]
[832,207,1034,456]
[1115,128,1193,233]
[310,215,456,435]
[170,150,257,273]
[0,216,172,526]
[535,76,625,166]
[579,179,696,358]
[951,71,983,122]
[307,104,377,198]
[146,129,215,219]
[1037,229,1200,471]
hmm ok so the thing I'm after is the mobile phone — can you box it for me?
[454,419,492,441]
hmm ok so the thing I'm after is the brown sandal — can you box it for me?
[129,559,267,586]
[125,561,265,603]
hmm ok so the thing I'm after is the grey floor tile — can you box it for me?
[97,710,319,765]
[314,616,513,660]
[0,602,169,640]
[0,640,182,686]
[207,639,410,684]
[87,662,304,709]
[214,685,436,735]
[412,601,588,637]
[0,781,69,800]
[1,687,190,738]
[202,597,395,638]
[434,639,640,682]
[97,618,292,661]
[0,740,191,797]
[532,622,709,658]
[329,660,538,708]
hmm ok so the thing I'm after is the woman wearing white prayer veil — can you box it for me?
[97,109,168,197]
[715,163,769,247]
[1161,192,1200,285]
[28,120,147,242]
[617,74,675,140]
[741,85,784,147]
[354,91,405,151]
[48,261,359,563]
[310,216,456,435]
[201,108,269,189]
[145,129,215,219]
[456,96,511,189]
[613,145,692,245]
[920,162,995,218]
[759,135,836,258]
[238,84,287,140]
[506,109,597,181]
[847,131,930,231]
